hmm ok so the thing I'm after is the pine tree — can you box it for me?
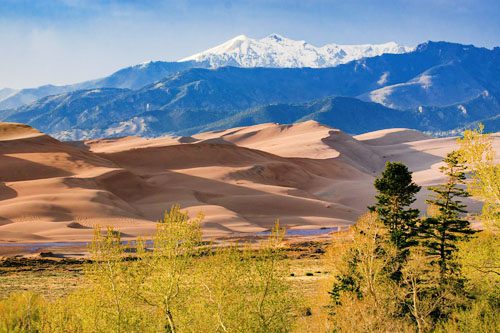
[421,151,476,282]
[369,162,421,257]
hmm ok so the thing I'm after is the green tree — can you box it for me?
[86,227,139,332]
[420,152,475,282]
[328,212,411,332]
[30,205,297,332]
[195,221,294,333]
[369,162,421,258]
[131,204,204,333]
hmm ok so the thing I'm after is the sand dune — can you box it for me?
[355,128,432,146]
[0,121,498,243]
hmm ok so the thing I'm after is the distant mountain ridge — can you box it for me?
[0,61,209,110]
[0,88,18,101]
[0,34,410,110]
[1,40,499,139]
[359,42,500,109]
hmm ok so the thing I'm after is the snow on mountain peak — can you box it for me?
[180,34,413,68]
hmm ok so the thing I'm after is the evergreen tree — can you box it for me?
[369,162,421,257]
[420,151,476,282]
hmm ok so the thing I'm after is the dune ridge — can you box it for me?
[1,121,498,243]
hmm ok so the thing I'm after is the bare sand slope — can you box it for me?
[0,123,158,242]
[355,128,432,146]
[1,122,498,243]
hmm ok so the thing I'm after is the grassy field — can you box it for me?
[0,240,334,332]
[0,258,85,300]
[0,241,332,300]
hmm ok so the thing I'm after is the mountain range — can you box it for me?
[180,34,412,68]
[0,36,499,139]
[0,34,410,110]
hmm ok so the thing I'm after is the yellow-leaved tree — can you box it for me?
[439,125,500,332]
[34,205,296,332]
[328,212,413,332]
[457,124,499,230]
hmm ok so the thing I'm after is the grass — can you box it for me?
[0,241,330,298]
[0,258,85,300]
[0,240,334,332]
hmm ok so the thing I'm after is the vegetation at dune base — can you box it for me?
[0,207,296,333]
[0,125,498,332]
[327,125,499,332]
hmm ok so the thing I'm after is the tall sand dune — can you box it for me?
[1,121,498,243]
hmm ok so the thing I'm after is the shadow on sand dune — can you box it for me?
[0,182,16,201]
[321,129,444,175]
[0,154,73,182]
[356,129,431,146]
[0,134,115,168]
[375,139,453,173]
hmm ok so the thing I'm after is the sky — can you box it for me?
[1,0,499,89]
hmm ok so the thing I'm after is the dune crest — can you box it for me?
[354,128,432,146]
[0,123,44,141]
[0,122,498,243]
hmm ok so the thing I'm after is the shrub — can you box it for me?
[0,292,44,333]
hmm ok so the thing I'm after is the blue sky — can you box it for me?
[1,0,499,88]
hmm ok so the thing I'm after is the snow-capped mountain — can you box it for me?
[5,41,499,140]
[0,34,412,110]
[180,34,413,68]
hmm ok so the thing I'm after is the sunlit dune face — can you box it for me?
[0,123,43,141]
[0,122,498,243]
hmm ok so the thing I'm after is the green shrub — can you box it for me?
[0,292,44,333]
